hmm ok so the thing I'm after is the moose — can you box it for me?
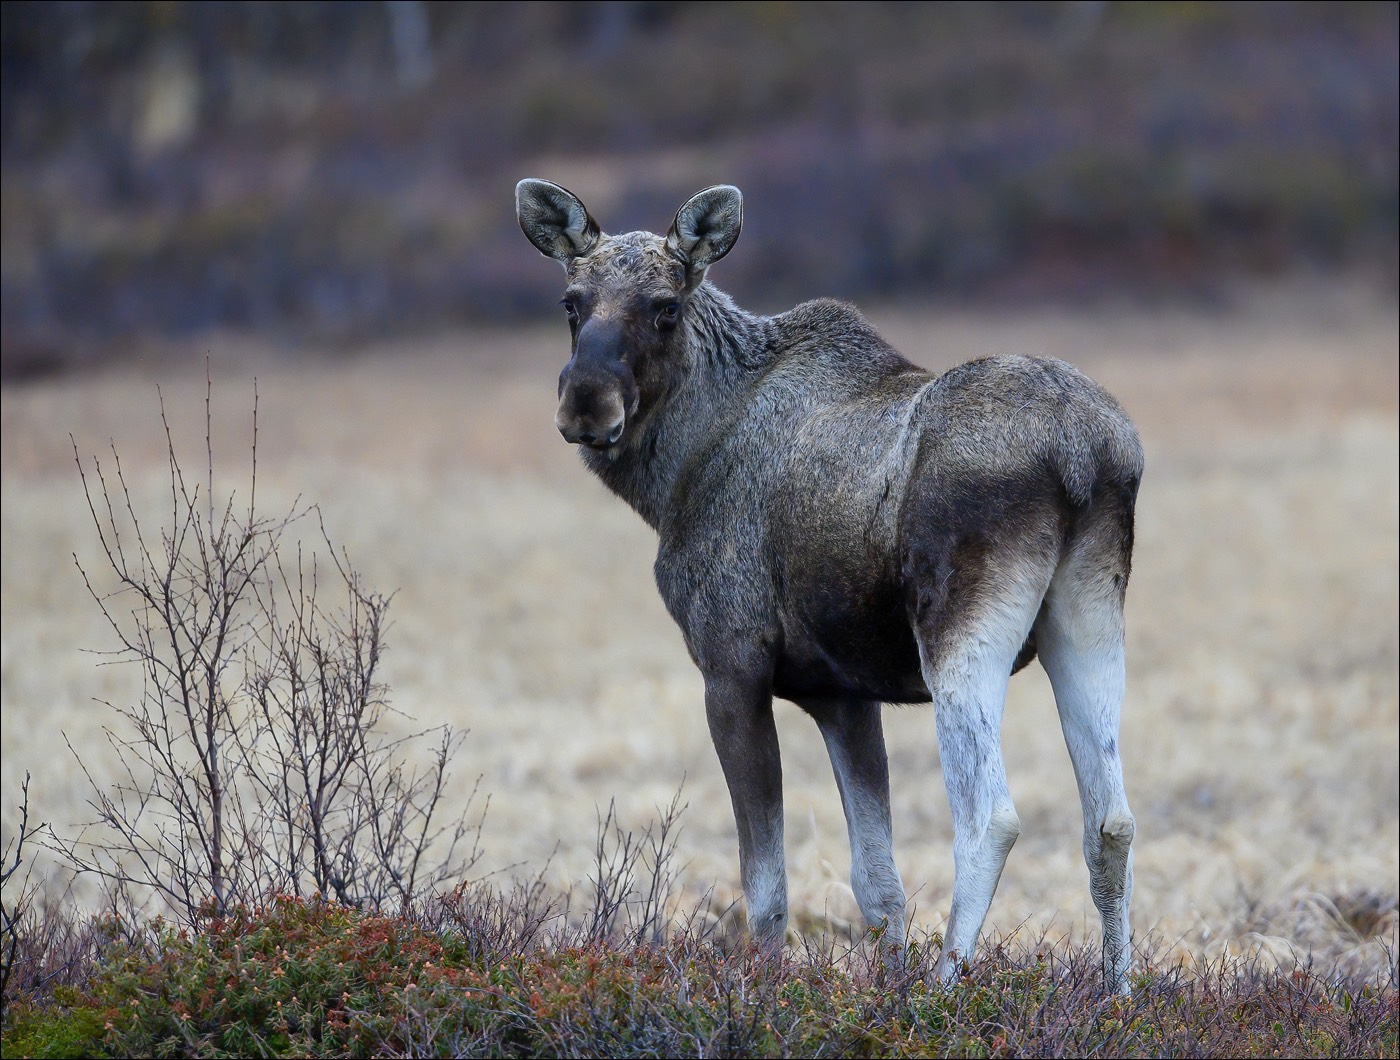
[516,179,1143,991]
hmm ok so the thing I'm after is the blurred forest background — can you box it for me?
[2,0,1396,379]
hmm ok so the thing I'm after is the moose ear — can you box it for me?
[516,179,601,262]
[666,185,742,287]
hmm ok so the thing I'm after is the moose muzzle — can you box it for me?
[555,316,639,449]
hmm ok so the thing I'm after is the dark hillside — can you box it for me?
[2,2,1396,375]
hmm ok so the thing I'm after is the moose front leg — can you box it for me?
[704,672,787,950]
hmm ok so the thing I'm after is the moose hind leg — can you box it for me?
[803,698,908,958]
[1036,547,1136,992]
[916,562,1048,983]
[927,654,1021,983]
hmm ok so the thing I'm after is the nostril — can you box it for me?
[561,423,622,449]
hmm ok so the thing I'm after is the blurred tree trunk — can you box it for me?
[387,0,433,92]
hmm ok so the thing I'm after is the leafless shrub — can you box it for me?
[433,869,561,962]
[581,790,688,948]
[47,379,480,930]
[1,773,44,1012]
[424,787,704,968]
[0,774,122,1014]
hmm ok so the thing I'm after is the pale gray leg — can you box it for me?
[1037,567,1136,993]
[916,564,1049,983]
[927,654,1022,982]
[802,698,908,958]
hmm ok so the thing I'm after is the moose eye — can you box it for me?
[560,299,579,323]
[655,301,681,329]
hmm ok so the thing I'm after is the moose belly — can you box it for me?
[771,579,931,704]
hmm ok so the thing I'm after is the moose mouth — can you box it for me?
[561,422,625,451]
[556,385,635,451]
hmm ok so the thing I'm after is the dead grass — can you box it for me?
[2,277,1395,983]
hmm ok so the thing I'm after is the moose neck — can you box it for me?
[581,282,775,530]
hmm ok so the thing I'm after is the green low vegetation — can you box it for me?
[3,893,1395,1059]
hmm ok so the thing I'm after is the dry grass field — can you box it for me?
[2,277,1396,983]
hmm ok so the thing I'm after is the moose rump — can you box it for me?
[515,178,1144,993]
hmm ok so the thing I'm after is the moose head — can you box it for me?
[516,179,742,451]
